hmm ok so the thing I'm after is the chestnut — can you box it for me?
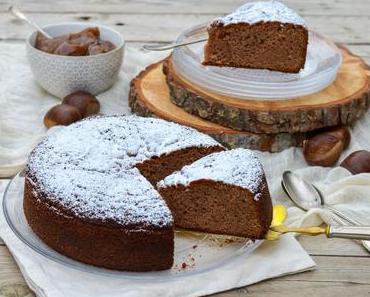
[340,150,370,174]
[88,41,116,55]
[62,91,100,117]
[303,134,344,167]
[325,126,351,149]
[44,104,82,128]
[54,41,88,56]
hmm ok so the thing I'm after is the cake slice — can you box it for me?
[157,148,273,239]
[203,1,308,73]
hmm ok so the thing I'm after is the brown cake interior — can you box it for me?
[158,179,272,239]
[203,22,308,73]
[136,146,224,185]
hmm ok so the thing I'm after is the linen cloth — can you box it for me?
[0,42,369,296]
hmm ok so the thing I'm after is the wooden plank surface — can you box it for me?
[0,0,369,16]
[0,0,369,296]
[1,13,369,43]
[0,246,34,297]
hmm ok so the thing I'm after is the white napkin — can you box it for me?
[275,168,370,228]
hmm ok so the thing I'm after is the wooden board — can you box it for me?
[164,48,370,134]
[129,61,313,152]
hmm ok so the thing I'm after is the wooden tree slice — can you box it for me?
[164,48,370,134]
[129,61,310,152]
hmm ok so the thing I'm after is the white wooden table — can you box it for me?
[0,1,369,296]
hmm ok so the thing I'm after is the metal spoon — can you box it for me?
[8,6,52,39]
[142,38,207,51]
[282,170,370,251]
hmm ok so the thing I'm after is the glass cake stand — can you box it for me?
[172,24,342,99]
[2,172,262,280]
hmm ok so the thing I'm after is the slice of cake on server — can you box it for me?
[157,148,273,239]
[203,1,308,73]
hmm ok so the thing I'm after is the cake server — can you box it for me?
[281,170,370,251]
[8,6,52,39]
[142,38,207,51]
[266,204,370,241]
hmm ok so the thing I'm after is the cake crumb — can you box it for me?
[254,193,262,201]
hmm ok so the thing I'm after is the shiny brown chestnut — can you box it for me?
[88,41,116,55]
[325,126,351,149]
[340,150,370,174]
[303,134,344,167]
[62,91,100,117]
[44,104,82,128]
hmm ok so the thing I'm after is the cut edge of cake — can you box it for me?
[203,1,309,73]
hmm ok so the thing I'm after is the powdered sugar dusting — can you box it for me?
[212,1,306,27]
[158,148,264,194]
[27,115,221,228]
[28,168,172,228]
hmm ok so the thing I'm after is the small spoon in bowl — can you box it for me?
[281,170,370,251]
[8,6,52,39]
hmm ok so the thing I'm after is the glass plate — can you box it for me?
[2,172,262,280]
[172,24,342,99]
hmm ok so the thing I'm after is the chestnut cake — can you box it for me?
[24,116,223,271]
[157,149,272,238]
[24,116,272,271]
[203,1,308,73]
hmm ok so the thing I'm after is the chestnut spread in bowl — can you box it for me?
[35,27,116,56]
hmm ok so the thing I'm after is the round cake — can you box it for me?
[24,115,223,271]
[24,115,272,271]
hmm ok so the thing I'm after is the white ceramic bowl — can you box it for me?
[26,22,124,98]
